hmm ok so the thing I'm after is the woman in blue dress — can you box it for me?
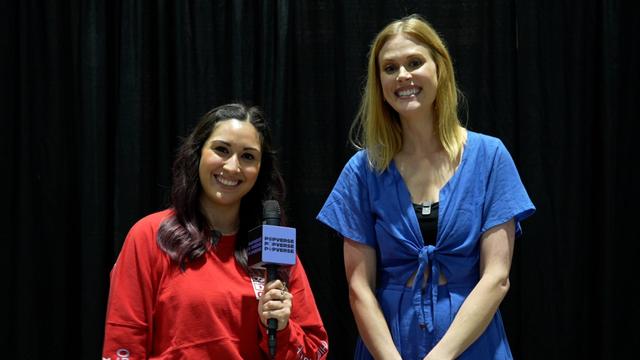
[317,14,535,360]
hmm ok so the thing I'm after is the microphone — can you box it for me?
[247,200,296,358]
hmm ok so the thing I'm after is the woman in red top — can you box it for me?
[103,103,329,359]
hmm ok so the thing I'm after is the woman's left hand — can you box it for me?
[258,279,293,331]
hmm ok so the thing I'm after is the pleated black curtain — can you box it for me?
[2,0,638,359]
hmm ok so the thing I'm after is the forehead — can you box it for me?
[378,33,430,61]
[209,119,261,144]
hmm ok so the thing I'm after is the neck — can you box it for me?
[399,111,441,156]
[200,199,241,235]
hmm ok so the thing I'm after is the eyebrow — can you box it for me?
[380,52,425,62]
[210,139,261,152]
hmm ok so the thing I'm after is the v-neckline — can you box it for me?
[389,132,471,246]
[391,139,468,198]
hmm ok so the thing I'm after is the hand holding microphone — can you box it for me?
[258,279,292,331]
[247,200,296,358]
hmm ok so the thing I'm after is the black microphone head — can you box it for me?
[262,200,281,226]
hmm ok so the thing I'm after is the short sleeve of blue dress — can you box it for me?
[481,138,535,237]
[316,150,376,247]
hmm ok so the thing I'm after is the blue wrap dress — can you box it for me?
[317,131,535,359]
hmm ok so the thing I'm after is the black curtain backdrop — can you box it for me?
[2,0,638,359]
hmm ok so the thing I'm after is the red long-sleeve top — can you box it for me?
[103,209,328,359]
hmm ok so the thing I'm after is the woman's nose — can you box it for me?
[224,154,241,172]
[397,66,411,80]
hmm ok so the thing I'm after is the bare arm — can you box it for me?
[425,219,516,360]
[344,238,402,360]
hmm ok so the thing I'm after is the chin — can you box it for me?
[394,102,423,114]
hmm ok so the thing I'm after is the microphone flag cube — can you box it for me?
[248,224,296,268]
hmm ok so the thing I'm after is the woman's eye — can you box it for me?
[408,59,423,69]
[383,64,396,74]
[214,146,229,154]
[242,153,255,161]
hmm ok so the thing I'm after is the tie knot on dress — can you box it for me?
[413,244,439,333]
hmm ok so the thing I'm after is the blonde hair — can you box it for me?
[350,14,466,172]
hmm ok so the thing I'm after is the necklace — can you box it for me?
[420,201,432,216]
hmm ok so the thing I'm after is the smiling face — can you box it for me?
[378,33,438,121]
[198,119,262,212]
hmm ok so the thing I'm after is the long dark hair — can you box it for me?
[157,103,286,270]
